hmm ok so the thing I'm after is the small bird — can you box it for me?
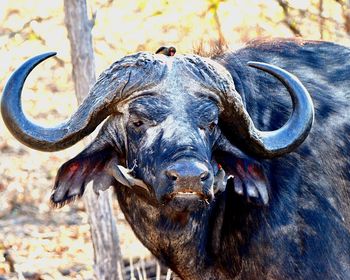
[155,46,176,56]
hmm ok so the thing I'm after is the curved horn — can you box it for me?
[221,62,314,158]
[1,53,112,151]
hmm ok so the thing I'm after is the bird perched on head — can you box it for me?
[155,46,176,56]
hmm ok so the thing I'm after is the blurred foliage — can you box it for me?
[1,0,350,87]
[1,0,349,121]
[1,0,350,278]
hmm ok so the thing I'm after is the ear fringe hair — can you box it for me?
[49,184,86,208]
[49,193,84,209]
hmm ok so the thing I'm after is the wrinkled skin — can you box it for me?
[125,93,219,209]
[2,38,350,279]
[123,91,269,210]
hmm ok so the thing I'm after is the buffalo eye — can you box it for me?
[199,121,217,132]
[208,121,217,131]
[133,120,144,127]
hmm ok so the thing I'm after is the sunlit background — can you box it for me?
[1,0,350,279]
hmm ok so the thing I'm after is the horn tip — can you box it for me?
[247,61,265,68]
[43,51,57,58]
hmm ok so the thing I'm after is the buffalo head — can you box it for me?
[1,51,314,212]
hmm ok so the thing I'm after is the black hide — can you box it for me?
[116,39,350,279]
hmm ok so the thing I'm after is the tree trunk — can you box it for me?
[63,1,124,279]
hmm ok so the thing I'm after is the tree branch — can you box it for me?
[275,0,302,36]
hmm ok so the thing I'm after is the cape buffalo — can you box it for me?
[2,38,350,279]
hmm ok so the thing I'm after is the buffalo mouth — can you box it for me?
[158,161,228,212]
[162,189,214,212]
[168,190,211,202]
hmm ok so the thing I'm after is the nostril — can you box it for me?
[166,170,178,181]
[170,174,178,181]
[200,171,209,181]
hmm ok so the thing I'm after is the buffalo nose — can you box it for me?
[165,160,211,184]
[160,160,214,212]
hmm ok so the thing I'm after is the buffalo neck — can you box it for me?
[115,183,267,279]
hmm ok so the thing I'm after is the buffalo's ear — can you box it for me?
[50,140,117,208]
[214,136,269,206]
